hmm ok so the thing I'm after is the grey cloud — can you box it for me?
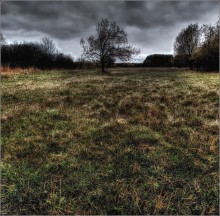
[120,1,218,28]
[2,1,218,39]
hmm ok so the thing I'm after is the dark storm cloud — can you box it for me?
[1,1,219,62]
[120,1,218,28]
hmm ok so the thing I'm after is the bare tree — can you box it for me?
[80,18,140,73]
[41,36,57,57]
[1,33,6,44]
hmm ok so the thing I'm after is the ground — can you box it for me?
[1,68,219,215]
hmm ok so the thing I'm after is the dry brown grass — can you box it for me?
[1,66,42,77]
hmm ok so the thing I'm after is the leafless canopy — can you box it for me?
[1,33,6,44]
[80,18,140,72]
[41,36,57,57]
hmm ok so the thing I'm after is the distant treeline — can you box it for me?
[115,63,143,67]
[1,20,219,72]
[143,54,173,67]
[1,37,76,69]
[1,36,105,70]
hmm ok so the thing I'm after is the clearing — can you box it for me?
[1,68,219,215]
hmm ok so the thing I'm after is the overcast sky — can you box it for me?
[1,0,219,62]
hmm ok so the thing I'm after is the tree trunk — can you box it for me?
[101,62,105,73]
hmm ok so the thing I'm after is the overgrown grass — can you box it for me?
[1,68,219,215]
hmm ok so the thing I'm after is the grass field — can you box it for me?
[1,68,219,215]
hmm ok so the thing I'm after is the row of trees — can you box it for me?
[80,19,219,72]
[173,22,219,71]
[1,36,75,69]
[1,19,218,72]
[142,22,219,71]
[1,18,140,72]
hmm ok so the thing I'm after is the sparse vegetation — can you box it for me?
[1,68,218,215]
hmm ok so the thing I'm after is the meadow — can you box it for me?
[1,68,219,215]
